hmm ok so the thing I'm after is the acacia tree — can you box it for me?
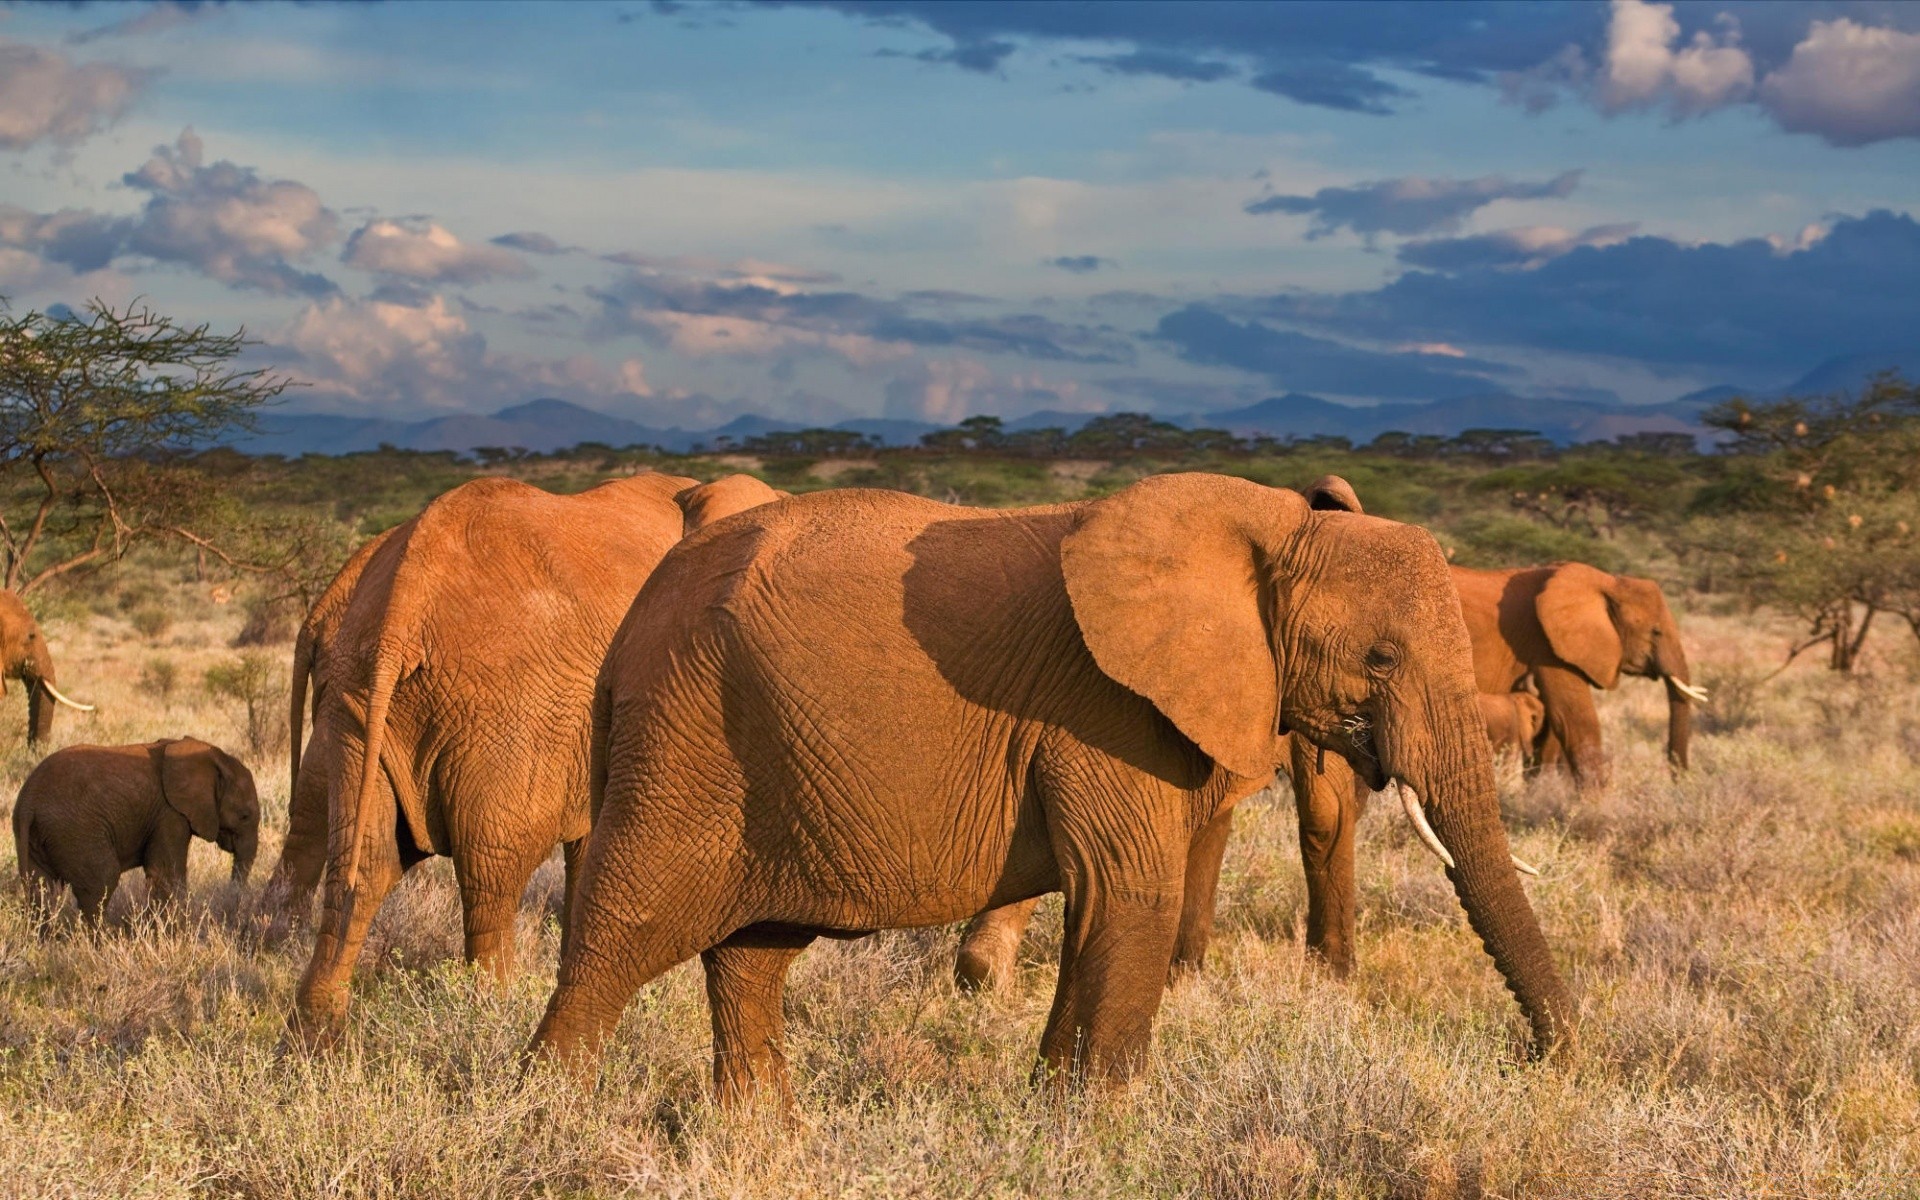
[0,297,290,594]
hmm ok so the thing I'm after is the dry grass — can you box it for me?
[3,584,1919,1198]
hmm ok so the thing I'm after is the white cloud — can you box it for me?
[1760,19,1920,147]
[881,359,1092,423]
[122,129,340,294]
[278,292,653,413]
[0,39,146,150]
[342,218,534,285]
[1598,0,1753,116]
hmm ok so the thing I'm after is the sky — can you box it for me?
[1,0,1917,429]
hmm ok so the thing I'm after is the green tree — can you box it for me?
[0,296,289,594]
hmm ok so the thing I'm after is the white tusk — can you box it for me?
[1396,782,1455,870]
[39,680,95,712]
[1668,678,1710,704]
[1511,854,1541,877]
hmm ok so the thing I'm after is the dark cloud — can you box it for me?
[879,38,1016,74]
[0,205,132,272]
[491,231,570,255]
[1247,170,1582,239]
[760,0,1605,111]
[1260,210,1920,373]
[1046,255,1114,274]
[1154,305,1518,400]
[1249,60,1411,114]
[1077,49,1235,83]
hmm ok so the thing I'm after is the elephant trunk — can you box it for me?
[1656,629,1696,771]
[230,825,259,885]
[1398,702,1575,1058]
[24,636,55,747]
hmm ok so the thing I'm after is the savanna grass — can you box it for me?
[2,583,1917,1197]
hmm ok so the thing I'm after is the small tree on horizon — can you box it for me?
[0,296,290,595]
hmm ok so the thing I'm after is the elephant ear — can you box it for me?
[157,738,223,841]
[675,475,790,536]
[1536,563,1622,688]
[1516,693,1546,739]
[1302,475,1363,514]
[1061,473,1305,779]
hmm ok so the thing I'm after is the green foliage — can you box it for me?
[0,296,289,594]
[128,606,171,639]
[139,656,178,699]
[1444,513,1628,573]
[204,650,285,757]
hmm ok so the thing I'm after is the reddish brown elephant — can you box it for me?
[1453,563,1705,789]
[0,591,93,747]
[529,473,1572,1105]
[1480,691,1546,761]
[287,471,784,1047]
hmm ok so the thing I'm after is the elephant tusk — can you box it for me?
[1396,782,1456,870]
[1511,854,1541,877]
[1668,678,1710,704]
[39,680,95,712]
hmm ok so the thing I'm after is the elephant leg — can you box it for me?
[453,837,549,984]
[954,897,1041,993]
[1290,738,1359,978]
[1036,879,1184,1087]
[1535,666,1607,791]
[20,862,62,936]
[73,873,117,930]
[289,832,404,1051]
[527,815,741,1082]
[1169,806,1234,980]
[261,775,331,933]
[702,928,814,1110]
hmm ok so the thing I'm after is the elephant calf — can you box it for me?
[13,738,259,929]
[1479,692,1546,761]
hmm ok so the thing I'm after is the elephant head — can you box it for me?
[675,474,790,536]
[1062,474,1574,1056]
[1535,563,1703,770]
[1513,691,1546,746]
[0,591,91,747]
[158,738,261,883]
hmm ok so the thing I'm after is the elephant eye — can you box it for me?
[1365,642,1401,673]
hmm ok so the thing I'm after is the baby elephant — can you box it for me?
[13,737,259,928]
[1479,692,1546,762]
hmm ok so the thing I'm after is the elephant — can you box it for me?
[1452,562,1706,790]
[1480,691,1546,761]
[677,474,789,536]
[287,472,784,1048]
[528,472,1573,1105]
[0,590,94,747]
[258,526,403,932]
[951,474,1374,992]
[13,737,259,929]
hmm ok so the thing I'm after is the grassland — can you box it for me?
[1,455,1918,1197]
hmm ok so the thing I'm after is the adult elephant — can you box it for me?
[258,526,403,933]
[952,475,1374,991]
[0,591,94,747]
[1453,563,1706,790]
[288,472,783,1048]
[529,474,1573,1104]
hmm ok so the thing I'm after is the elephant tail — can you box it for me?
[335,633,406,937]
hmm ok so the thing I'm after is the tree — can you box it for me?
[0,297,290,594]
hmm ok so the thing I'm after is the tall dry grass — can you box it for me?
[2,581,1918,1197]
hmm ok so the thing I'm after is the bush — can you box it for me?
[139,657,178,700]
[204,651,286,758]
[233,595,297,647]
[129,606,172,639]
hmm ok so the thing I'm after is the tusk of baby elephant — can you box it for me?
[1511,854,1541,877]
[1396,782,1456,870]
[1668,677,1710,704]
[39,679,96,712]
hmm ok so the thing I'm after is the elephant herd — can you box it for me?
[11,467,1706,1105]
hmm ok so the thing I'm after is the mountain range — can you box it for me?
[222,354,1913,458]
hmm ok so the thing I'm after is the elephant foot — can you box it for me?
[282,993,349,1055]
[954,938,1017,993]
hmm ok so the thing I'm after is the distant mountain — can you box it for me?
[1193,390,1702,446]
[1781,353,1915,397]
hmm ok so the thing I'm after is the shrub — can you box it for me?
[233,595,297,647]
[139,657,178,700]
[204,651,286,758]
[129,606,172,639]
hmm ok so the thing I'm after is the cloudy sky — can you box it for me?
[2,0,1917,428]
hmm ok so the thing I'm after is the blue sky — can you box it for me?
[2,0,1917,428]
